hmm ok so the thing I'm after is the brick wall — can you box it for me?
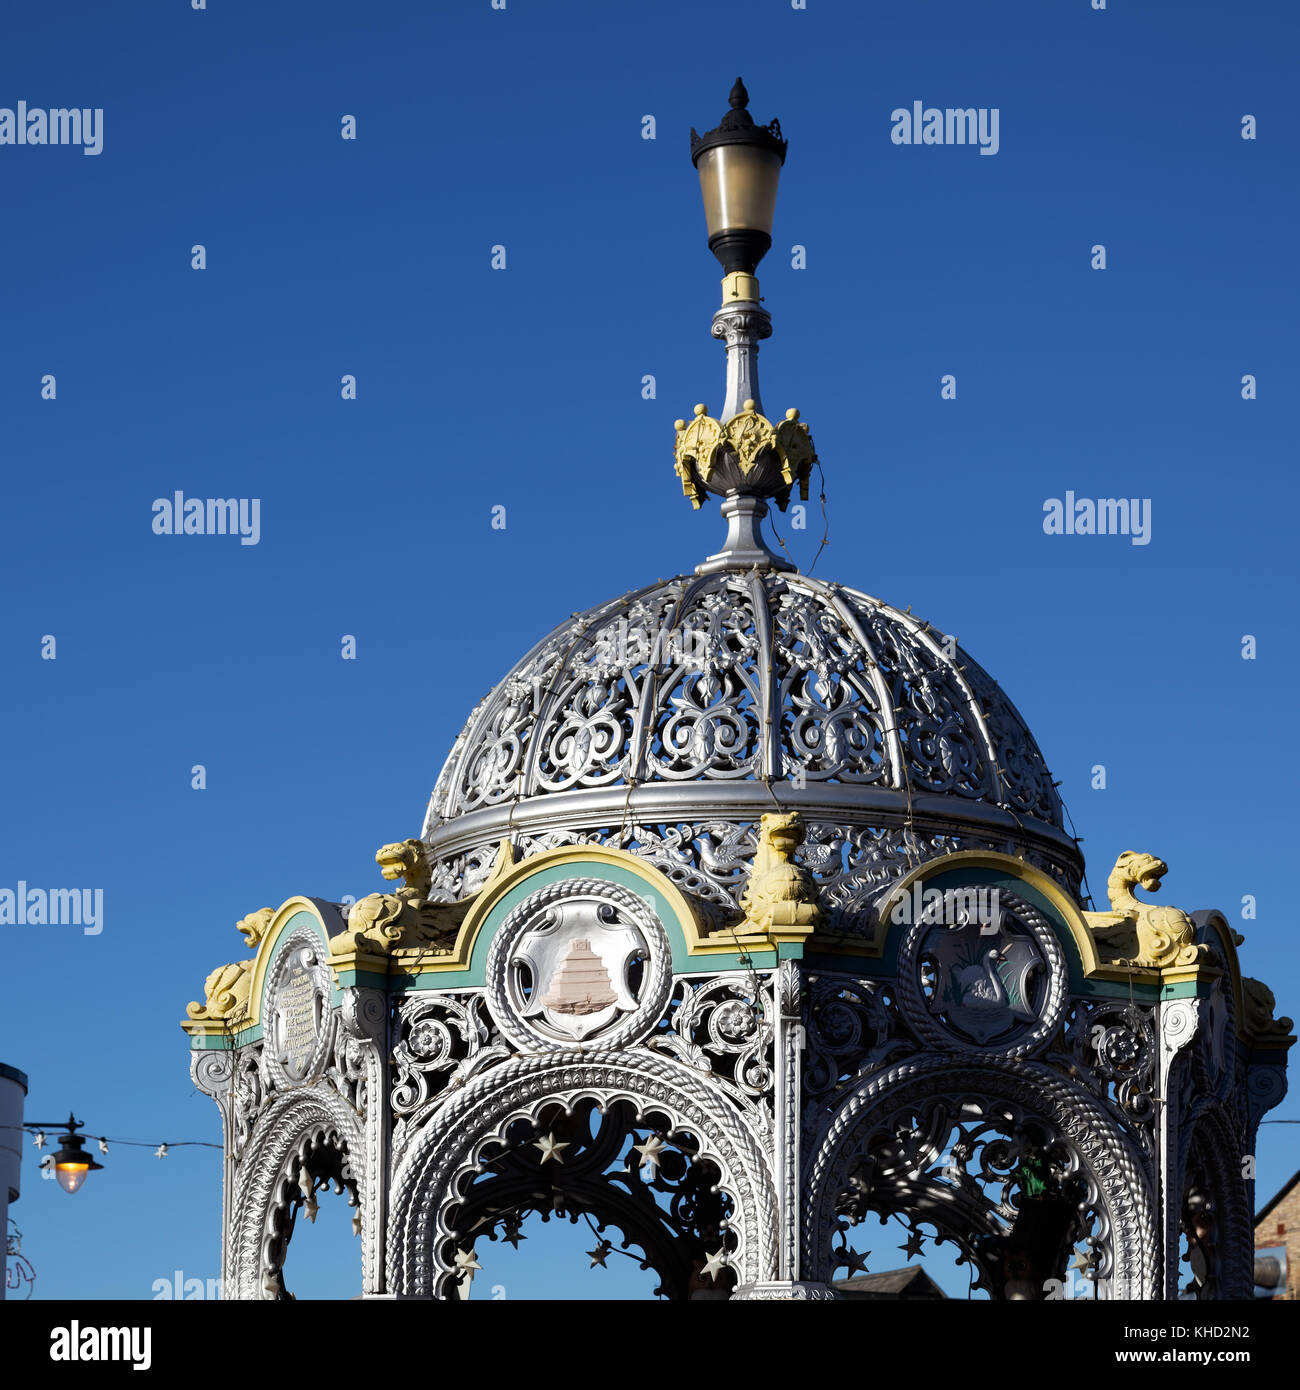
[1255,1180,1300,1299]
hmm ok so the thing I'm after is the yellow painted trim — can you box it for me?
[241,897,338,1030]
[394,844,715,975]
[234,896,336,1032]
[859,850,1212,987]
[854,851,1226,992]
[180,1017,233,1041]
[181,895,337,1038]
[721,271,760,303]
[822,851,1091,965]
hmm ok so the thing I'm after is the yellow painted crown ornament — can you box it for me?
[673,399,816,511]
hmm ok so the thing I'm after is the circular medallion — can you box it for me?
[895,884,1066,1058]
[263,931,334,1087]
[484,878,672,1051]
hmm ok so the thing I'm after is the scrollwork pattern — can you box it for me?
[391,993,508,1157]
[803,975,911,1100]
[433,817,1082,924]
[424,573,1070,833]
[647,976,775,1133]
[1058,1001,1157,1158]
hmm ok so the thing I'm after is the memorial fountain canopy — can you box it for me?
[181,78,1290,1302]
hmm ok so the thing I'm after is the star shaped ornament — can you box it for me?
[699,1249,728,1283]
[588,1239,613,1269]
[899,1230,925,1260]
[32,1131,46,1150]
[534,1132,570,1165]
[836,1246,870,1275]
[501,1218,526,1249]
[632,1135,667,1173]
[454,1248,482,1277]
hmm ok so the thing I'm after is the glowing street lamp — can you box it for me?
[44,1115,103,1194]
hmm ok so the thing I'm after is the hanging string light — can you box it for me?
[4,1114,220,1196]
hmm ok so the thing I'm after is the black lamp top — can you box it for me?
[690,77,787,167]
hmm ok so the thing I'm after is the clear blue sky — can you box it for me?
[1,0,1296,1300]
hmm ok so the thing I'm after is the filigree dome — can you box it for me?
[422,570,1082,919]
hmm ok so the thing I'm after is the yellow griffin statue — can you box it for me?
[330,839,452,957]
[738,812,823,940]
[187,908,276,1023]
[1088,852,1212,970]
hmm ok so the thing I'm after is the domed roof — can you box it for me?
[422,570,1077,906]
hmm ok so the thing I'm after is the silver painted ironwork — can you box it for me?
[697,495,793,575]
[422,571,1070,868]
[713,299,771,422]
[189,881,1286,1299]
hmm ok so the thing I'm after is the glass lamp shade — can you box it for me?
[690,79,787,275]
[695,143,782,244]
[55,1161,90,1194]
[51,1132,101,1193]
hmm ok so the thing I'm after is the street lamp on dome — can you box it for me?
[691,76,787,293]
[675,78,816,575]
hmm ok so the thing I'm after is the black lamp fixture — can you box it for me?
[690,77,787,280]
[45,1115,102,1194]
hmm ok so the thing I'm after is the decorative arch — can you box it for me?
[396,843,772,988]
[803,1056,1158,1299]
[229,1088,366,1299]
[388,1049,778,1297]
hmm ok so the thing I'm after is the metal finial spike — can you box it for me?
[729,77,748,110]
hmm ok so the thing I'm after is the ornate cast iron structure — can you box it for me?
[182,80,1291,1301]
